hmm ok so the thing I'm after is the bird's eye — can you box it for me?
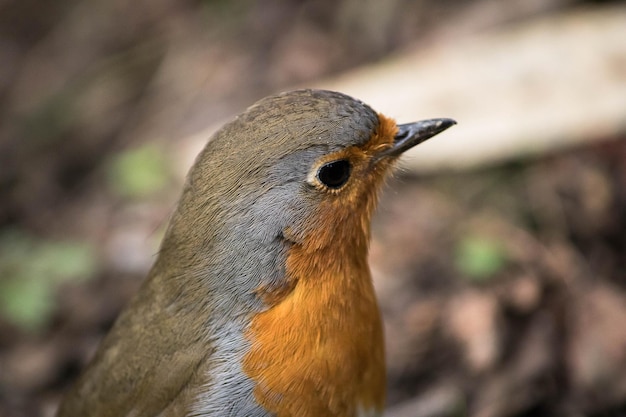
[317,160,351,189]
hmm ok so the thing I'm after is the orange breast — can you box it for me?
[242,243,385,417]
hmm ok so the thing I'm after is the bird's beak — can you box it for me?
[374,118,456,161]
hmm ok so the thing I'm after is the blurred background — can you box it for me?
[1,0,625,416]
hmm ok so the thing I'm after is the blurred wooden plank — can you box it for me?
[313,6,626,171]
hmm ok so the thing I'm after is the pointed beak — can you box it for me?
[375,118,456,161]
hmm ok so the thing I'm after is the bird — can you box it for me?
[57,89,455,417]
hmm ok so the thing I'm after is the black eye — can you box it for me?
[317,160,351,189]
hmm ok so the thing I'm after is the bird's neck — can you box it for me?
[242,233,385,417]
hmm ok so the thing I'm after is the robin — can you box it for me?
[57,89,455,417]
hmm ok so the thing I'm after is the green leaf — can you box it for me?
[107,144,171,198]
[0,229,97,332]
[0,277,54,332]
[33,242,96,284]
[455,235,507,282]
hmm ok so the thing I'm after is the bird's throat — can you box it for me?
[242,241,386,417]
